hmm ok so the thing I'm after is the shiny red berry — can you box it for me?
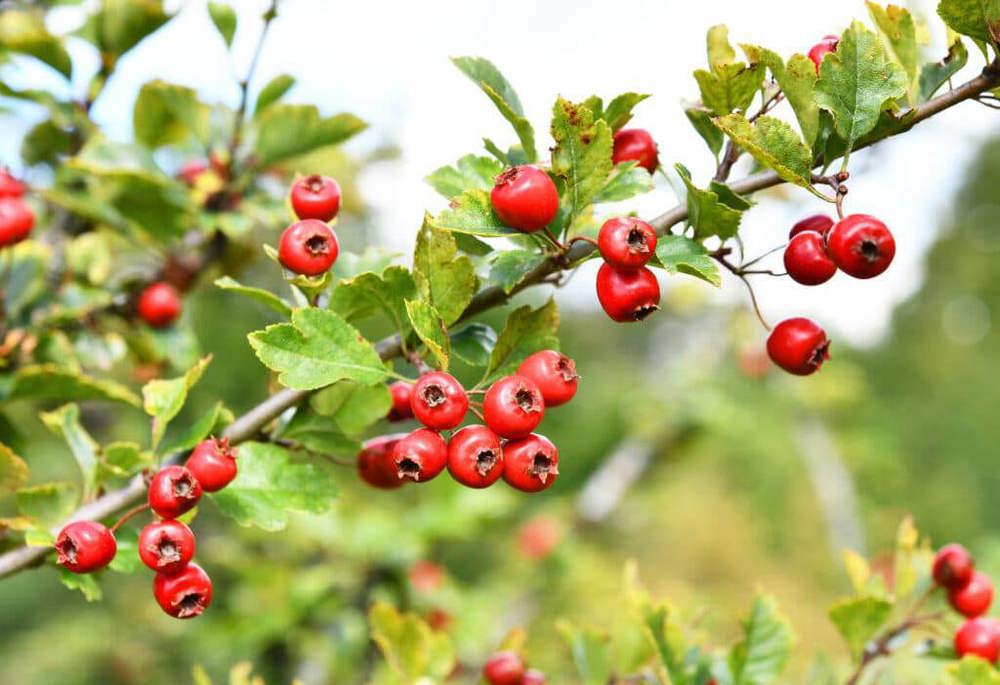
[612,128,659,173]
[357,434,406,489]
[0,168,25,198]
[410,372,468,430]
[826,214,895,279]
[0,198,35,246]
[387,381,414,421]
[153,562,213,619]
[138,520,196,575]
[490,165,559,233]
[522,669,547,685]
[148,465,203,519]
[290,174,341,222]
[951,571,994,618]
[596,263,660,323]
[598,217,657,270]
[784,231,837,286]
[483,375,545,439]
[516,350,578,407]
[933,543,975,589]
[137,282,182,328]
[808,35,839,74]
[185,437,237,492]
[55,521,117,574]
[503,433,559,493]
[391,428,448,482]
[789,213,834,239]
[483,651,525,685]
[447,424,504,488]
[766,317,830,376]
[278,219,339,276]
[955,617,1000,663]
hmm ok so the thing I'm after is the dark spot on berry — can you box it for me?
[556,355,578,382]
[475,449,499,477]
[56,536,78,565]
[177,592,206,618]
[305,233,330,256]
[626,227,649,253]
[859,238,880,262]
[173,475,194,498]
[530,452,556,483]
[809,340,831,370]
[158,539,180,564]
[305,174,324,193]
[421,383,446,407]
[633,305,660,321]
[397,457,421,480]
[515,388,539,413]
[496,167,520,186]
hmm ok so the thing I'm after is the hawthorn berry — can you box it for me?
[153,562,213,619]
[598,217,657,270]
[410,372,469,430]
[408,559,446,593]
[950,571,994,618]
[290,174,342,222]
[0,169,25,198]
[516,350,578,407]
[148,465,203,519]
[185,437,238,492]
[55,521,117,574]
[483,651,525,685]
[387,381,414,421]
[490,165,559,232]
[447,424,504,488]
[522,669,547,685]
[137,282,182,328]
[955,617,1000,663]
[596,263,660,322]
[789,213,834,239]
[826,214,895,279]
[612,128,659,173]
[0,197,35,246]
[138,520,196,575]
[357,434,405,489]
[483,375,545,439]
[784,231,837,286]
[391,428,449,482]
[766,317,830,376]
[808,34,839,73]
[278,219,340,276]
[933,543,975,589]
[503,433,559,493]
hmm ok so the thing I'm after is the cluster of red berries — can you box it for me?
[0,168,35,248]
[784,213,896,286]
[54,438,238,619]
[278,174,342,276]
[358,350,579,493]
[483,650,546,685]
[933,543,1000,663]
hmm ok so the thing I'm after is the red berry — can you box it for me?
[278,219,340,276]
[483,375,545,439]
[153,562,213,619]
[55,521,117,573]
[789,213,834,239]
[137,282,182,328]
[0,198,34,246]
[951,571,994,618]
[387,381,414,421]
[138,520,196,575]
[185,437,238,492]
[290,174,342,222]
[596,263,660,323]
[522,669,547,685]
[955,617,1000,663]
[808,35,839,74]
[178,160,209,185]
[483,651,525,685]
[410,372,468,430]
[612,128,659,173]
[357,434,406,489]
[490,165,559,233]
[503,433,559,493]
[598,217,657,270]
[933,543,975,589]
[391,428,448,482]
[517,516,562,560]
[148,465,203,519]
[516,350,578,408]
[784,231,837,286]
[826,214,895,279]
[766,317,830,376]
[447,425,504,488]
[0,168,25,198]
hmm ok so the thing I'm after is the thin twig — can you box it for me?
[110,503,150,533]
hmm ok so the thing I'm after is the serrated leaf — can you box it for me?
[919,35,968,101]
[370,601,456,681]
[742,45,821,146]
[730,595,794,685]
[0,442,29,493]
[602,92,650,131]
[694,60,766,117]
[425,154,504,200]
[215,276,292,316]
[686,105,725,157]
[0,9,73,78]
[707,25,738,69]
[593,161,655,203]
[641,601,688,685]
[254,105,366,167]
[428,190,519,238]
[278,411,361,456]
[4,364,140,407]
[309,381,392,436]
[452,56,537,162]
[328,266,417,333]
[253,73,295,117]
[59,567,102,601]
[16,482,78,527]
[158,402,230,456]
[867,2,920,102]
[713,114,813,188]
[142,356,212,450]
[405,300,450,370]
[40,404,99,499]
[551,97,613,228]
[485,300,559,380]
[134,80,209,148]
[450,323,497,367]
[557,620,613,685]
[98,441,152,481]
[827,596,893,658]
[489,249,547,294]
[938,0,1000,43]
[654,235,721,286]
[207,2,236,46]
[675,164,744,240]
[413,221,477,325]
[949,656,1000,684]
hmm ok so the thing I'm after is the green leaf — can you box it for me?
[919,35,968,101]
[328,266,417,332]
[89,0,171,60]
[827,596,893,659]
[593,162,655,203]
[938,0,1000,43]
[641,601,688,685]
[730,595,794,685]
[675,164,744,240]
[413,221,477,325]
[686,105,725,158]
[489,249,547,294]
[141,356,212,451]
[948,656,1000,684]
[450,323,497,367]
[405,300,450,370]
[602,92,650,131]
[22,119,75,166]
[254,105,366,167]
[248,308,389,391]
[694,29,766,118]
[0,442,28,493]
[214,276,293,317]
[107,526,142,574]
[551,97,613,227]
[99,441,152,480]
[59,568,102,601]
[133,80,209,148]
[210,442,337,530]
[277,411,361,456]
[253,74,296,117]
[485,300,559,380]
[867,2,920,102]
[556,620,613,685]
[309,381,392,436]
[207,2,237,47]
[425,154,504,200]
[654,235,722,286]
[158,402,230,456]
[713,114,814,188]
[451,56,537,162]
[742,45,821,147]
[40,404,99,499]
[427,190,519,238]
[17,482,78,527]
[369,601,456,681]
[0,9,73,78]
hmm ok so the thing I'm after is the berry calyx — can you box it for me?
[598,217,658,270]
[483,375,545,439]
[955,617,1000,663]
[148,465,203,519]
[596,263,660,323]
[483,651,525,685]
[0,198,35,247]
[503,433,559,493]
[784,231,837,286]
[290,174,342,222]
[933,543,975,589]
[410,372,469,430]
[137,282,182,328]
[278,219,340,276]
[612,128,659,173]
[0,168,25,198]
[516,350,579,407]
[153,562,213,619]
[490,165,559,233]
[138,520,196,575]
[950,571,995,618]
[55,521,117,574]
[766,317,830,376]
[789,213,834,239]
[185,437,238,492]
[390,428,448,482]
[387,381,414,421]
[447,424,504,488]
[522,669,547,685]
[826,214,895,279]
[357,434,406,489]
[808,35,840,74]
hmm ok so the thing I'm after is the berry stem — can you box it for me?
[110,503,151,533]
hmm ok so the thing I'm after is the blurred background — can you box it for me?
[1,0,999,683]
